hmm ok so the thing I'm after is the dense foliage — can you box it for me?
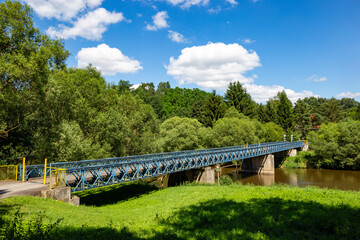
[1,1,360,170]
[309,121,360,169]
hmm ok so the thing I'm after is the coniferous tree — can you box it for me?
[276,91,294,134]
[224,81,257,118]
[265,99,278,123]
[197,90,227,127]
[257,104,269,123]
[294,99,312,137]
[321,98,344,123]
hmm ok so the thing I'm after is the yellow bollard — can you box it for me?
[15,165,18,181]
[246,142,248,148]
[22,157,26,182]
[259,142,260,147]
[43,158,47,185]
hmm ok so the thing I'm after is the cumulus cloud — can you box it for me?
[166,0,209,8]
[244,83,316,103]
[336,92,360,99]
[24,0,103,20]
[307,75,327,82]
[46,8,125,40]
[146,11,169,31]
[76,44,142,75]
[166,42,260,89]
[168,30,188,43]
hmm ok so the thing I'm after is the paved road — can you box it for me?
[0,181,49,199]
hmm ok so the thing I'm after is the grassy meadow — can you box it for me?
[1,182,360,239]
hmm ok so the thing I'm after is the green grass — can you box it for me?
[281,151,317,168]
[1,182,360,239]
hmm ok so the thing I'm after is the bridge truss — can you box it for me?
[21,141,304,192]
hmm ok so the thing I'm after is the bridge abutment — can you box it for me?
[241,154,275,174]
[301,144,309,151]
[288,149,297,157]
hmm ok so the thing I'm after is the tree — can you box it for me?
[196,90,227,127]
[224,81,257,118]
[161,87,210,120]
[321,98,344,123]
[263,122,285,142]
[257,104,269,123]
[0,1,69,163]
[309,120,360,169]
[275,91,294,134]
[265,99,278,123]
[114,80,132,95]
[211,118,258,148]
[224,107,245,119]
[293,99,312,137]
[158,117,205,152]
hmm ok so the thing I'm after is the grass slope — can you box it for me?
[1,182,360,239]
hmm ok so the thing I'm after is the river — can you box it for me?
[222,167,360,191]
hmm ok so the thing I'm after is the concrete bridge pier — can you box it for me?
[241,154,275,174]
[198,166,215,184]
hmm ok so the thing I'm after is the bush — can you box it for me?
[0,209,62,240]
[219,175,233,185]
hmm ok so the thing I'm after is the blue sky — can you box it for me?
[25,0,360,102]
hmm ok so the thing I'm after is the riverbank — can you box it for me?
[280,151,316,168]
[1,182,360,239]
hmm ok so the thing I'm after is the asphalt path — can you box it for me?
[0,180,49,199]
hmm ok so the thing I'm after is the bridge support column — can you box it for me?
[301,144,309,151]
[288,149,297,157]
[198,167,215,184]
[241,154,274,174]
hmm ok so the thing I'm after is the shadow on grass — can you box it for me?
[153,198,360,240]
[73,181,159,206]
[52,225,139,240]
[44,197,360,240]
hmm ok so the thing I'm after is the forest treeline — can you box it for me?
[1,1,360,169]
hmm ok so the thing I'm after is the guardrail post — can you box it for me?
[43,158,47,185]
[22,157,25,182]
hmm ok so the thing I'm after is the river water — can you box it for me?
[222,167,360,191]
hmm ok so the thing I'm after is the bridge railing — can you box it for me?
[21,141,292,180]
[63,141,304,192]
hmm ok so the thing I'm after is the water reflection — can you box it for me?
[223,167,360,191]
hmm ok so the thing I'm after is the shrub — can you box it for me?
[0,209,62,240]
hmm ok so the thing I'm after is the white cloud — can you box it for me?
[243,38,256,44]
[166,42,261,89]
[208,6,221,14]
[244,83,316,103]
[146,11,169,31]
[130,84,141,90]
[226,0,238,5]
[166,0,209,8]
[24,0,103,20]
[76,44,143,75]
[168,30,188,43]
[307,75,327,82]
[46,8,125,40]
[335,92,360,99]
